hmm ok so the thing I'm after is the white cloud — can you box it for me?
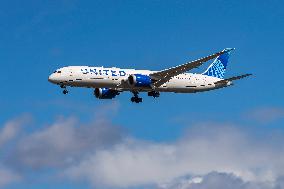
[7,116,124,169]
[64,123,284,188]
[0,167,20,187]
[1,107,284,189]
[0,115,30,147]
[158,172,276,189]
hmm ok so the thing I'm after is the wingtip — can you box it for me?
[242,73,253,78]
[224,48,235,52]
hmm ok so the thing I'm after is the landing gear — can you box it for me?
[131,91,142,103]
[148,91,160,98]
[131,97,142,103]
[60,85,68,95]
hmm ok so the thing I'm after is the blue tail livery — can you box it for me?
[202,48,234,79]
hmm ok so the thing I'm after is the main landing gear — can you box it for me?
[130,91,160,103]
[131,91,142,103]
[148,91,160,98]
[60,85,69,95]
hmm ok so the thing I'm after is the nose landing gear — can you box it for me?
[60,85,69,95]
[63,89,68,94]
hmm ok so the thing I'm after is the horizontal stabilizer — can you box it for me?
[214,73,252,85]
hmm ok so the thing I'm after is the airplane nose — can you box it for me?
[48,74,56,83]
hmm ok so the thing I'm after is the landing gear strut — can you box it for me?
[60,85,69,95]
[131,91,142,103]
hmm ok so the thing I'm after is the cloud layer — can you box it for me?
[0,168,20,188]
[1,110,284,188]
[64,123,284,188]
[0,116,30,187]
[7,117,124,170]
[0,115,30,147]
[158,172,284,189]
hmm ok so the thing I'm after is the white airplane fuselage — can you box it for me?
[48,66,230,93]
[47,48,251,103]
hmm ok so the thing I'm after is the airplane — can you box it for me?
[48,48,251,103]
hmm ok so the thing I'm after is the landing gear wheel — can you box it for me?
[135,97,142,103]
[148,91,160,98]
[130,92,142,103]
[63,89,68,95]
[131,97,142,103]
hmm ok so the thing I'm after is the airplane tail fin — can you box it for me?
[202,48,235,79]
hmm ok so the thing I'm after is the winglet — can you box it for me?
[223,48,235,52]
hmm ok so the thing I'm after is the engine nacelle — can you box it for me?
[94,88,119,99]
[128,74,152,87]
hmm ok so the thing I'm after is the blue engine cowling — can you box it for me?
[128,74,152,87]
[94,88,119,99]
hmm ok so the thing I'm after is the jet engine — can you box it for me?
[94,88,119,99]
[128,74,152,87]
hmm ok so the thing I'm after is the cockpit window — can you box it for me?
[57,71,61,73]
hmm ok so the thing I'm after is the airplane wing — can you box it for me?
[150,48,234,88]
[214,73,252,85]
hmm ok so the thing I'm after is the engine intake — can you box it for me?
[128,74,152,87]
[94,88,119,99]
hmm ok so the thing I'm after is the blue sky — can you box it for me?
[0,1,284,189]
